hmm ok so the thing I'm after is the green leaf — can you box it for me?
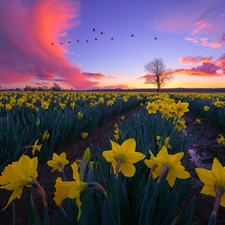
[26,189,41,225]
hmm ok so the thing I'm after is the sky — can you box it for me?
[0,0,225,90]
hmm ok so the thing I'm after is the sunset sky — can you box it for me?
[0,0,225,90]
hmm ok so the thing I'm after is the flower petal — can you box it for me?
[201,184,215,196]
[195,168,214,185]
[102,150,116,163]
[120,162,136,177]
[0,163,19,185]
[166,171,176,187]
[53,178,75,205]
[121,138,136,154]
[2,186,24,210]
[126,152,145,164]
[220,193,225,207]
[110,140,121,155]
[211,158,224,182]
[72,163,80,182]
[170,165,190,179]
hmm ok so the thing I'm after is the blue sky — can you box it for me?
[0,0,224,90]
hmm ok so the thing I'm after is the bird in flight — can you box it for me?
[68,41,71,43]
[100,32,104,34]
[86,40,89,43]
[131,34,134,37]
[92,28,96,32]
[111,37,114,40]
[60,42,63,45]
[154,37,158,40]
[51,42,54,45]
[95,38,98,41]
[77,39,79,42]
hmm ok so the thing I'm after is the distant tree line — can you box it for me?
[24,83,61,91]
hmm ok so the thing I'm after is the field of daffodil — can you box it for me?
[0,91,225,225]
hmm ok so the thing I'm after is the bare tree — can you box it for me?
[143,58,173,92]
[52,83,61,91]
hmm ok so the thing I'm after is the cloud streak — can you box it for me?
[173,54,224,77]
[0,0,97,89]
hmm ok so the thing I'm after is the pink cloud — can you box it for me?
[219,33,225,43]
[108,75,117,79]
[185,37,199,44]
[173,55,224,77]
[0,0,97,90]
[179,56,213,65]
[82,72,107,80]
[192,20,214,34]
[185,36,222,48]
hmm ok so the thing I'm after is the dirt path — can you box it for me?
[1,110,225,225]
[180,112,225,225]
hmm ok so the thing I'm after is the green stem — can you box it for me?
[44,204,49,225]
[61,169,66,181]
[138,175,151,225]
[11,203,15,225]
[208,211,217,225]
[115,174,121,225]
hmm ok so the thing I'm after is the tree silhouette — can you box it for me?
[52,83,61,91]
[143,58,173,92]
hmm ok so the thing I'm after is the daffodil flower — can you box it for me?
[204,105,210,111]
[0,155,38,209]
[175,118,187,131]
[146,101,158,114]
[217,134,225,145]
[47,152,69,172]
[144,146,190,187]
[102,138,146,177]
[31,139,42,155]
[42,130,50,141]
[171,100,189,118]
[195,158,225,208]
[53,162,88,220]
[81,132,88,138]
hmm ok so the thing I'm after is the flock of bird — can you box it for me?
[51,28,158,45]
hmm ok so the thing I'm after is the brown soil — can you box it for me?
[1,110,225,225]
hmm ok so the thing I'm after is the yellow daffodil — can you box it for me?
[144,146,190,187]
[114,128,119,141]
[102,138,146,177]
[175,118,187,131]
[146,101,158,114]
[217,135,225,145]
[0,155,38,209]
[47,152,69,172]
[81,132,88,138]
[195,158,225,207]
[196,118,201,123]
[41,101,50,110]
[5,103,12,111]
[204,106,210,111]
[77,111,83,119]
[31,139,42,155]
[171,101,189,118]
[214,101,225,108]
[107,100,114,106]
[36,117,40,126]
[53,162,88,220]
[156,136,172,149]
[42,130,50,141]
[70,102,76,109]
